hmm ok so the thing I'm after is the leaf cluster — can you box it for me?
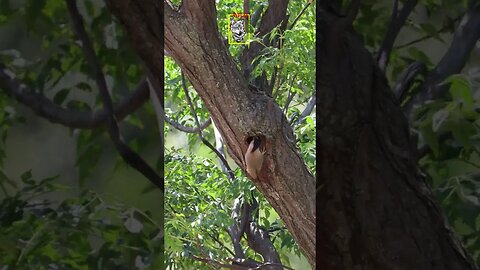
[414,75,480,262]
[0,171,163,269]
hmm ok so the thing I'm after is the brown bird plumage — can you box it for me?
[245,136,266,179]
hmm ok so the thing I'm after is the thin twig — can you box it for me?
[165,115,212,133]
[145,68,164,146]
[377,0,419,71]
[394,15,462,49]
[404,1,480,115]
[282,75,297,113]
[212,120,232,180]
[180,71,235,180]
[272,76,284,100]
[206,231,236,257]
[268,66,278,96]
[66,0,163,191]
[289,1,312,30]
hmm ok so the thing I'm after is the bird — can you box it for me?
[245,136,266,180]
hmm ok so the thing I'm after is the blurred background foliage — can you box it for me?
[350,0,480,263]
[0,0,162,269]
[164,0,315,269]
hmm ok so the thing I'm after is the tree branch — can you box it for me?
[405,0,480,115]
[165,115,212,133]
[377,0,419,71]
[146,69,164,150]
[180,0,218,36]
[271,74,284,100]
[0,63,150,129]
[192,254,292,270]
[212,120,232,180]
[288,1,313,30]
[105,0,163,97]
[228,197,248,259]
[318,6,478,268]
[266,0,314,95]
[240,0,289,79]
[294,93,316,126]
[227,194,287,269]
[394,15,462,49]
[163,2,316,266]
[158,62,213,135]
[393,61,426,102]
[282,75,297,113]
[244,0,250,15]
[206,230,236,257]
[243,196,282,266]
[192,254,246,270]
[181,71,235,180]
[66,0,163,191]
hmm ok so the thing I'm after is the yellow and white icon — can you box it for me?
[228,13,250,45]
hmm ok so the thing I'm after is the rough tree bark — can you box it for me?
[162,3,316,267]
[317,4,478,270]
[105,0,316,268]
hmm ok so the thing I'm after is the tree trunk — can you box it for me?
[106,1,316,268]
[317,8,478,270]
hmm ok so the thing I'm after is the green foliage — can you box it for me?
[164,57,214,151]
[165,148,242,269]
[354,1,390,49]
[414,75,480,263]
[0,172,163,269]
[246,0,316,176]
[346,0,480,262]
[75,129,106,183]
[2,0,160,184]
[0,92,23,167]
[1,1,163,268]
[295,114,316,174]
[164,148,303,269]
[250,1,316,96]
[164,2,314,269]
[351,0,480,263]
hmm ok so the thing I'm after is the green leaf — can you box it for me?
[420,125,439,156]
[420,23,441,41]
[76,82,93,92]
[449,119,475,148]
[84,0,95,17]
[407,47,432,65]
[53,88,70,105]
[445,75,474,112]
[464,195,480,206]
[454,219,474,236]
[126,114,144,129]
[21,170,35,185]
[432,109,449,132]
[104,22,118,49]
